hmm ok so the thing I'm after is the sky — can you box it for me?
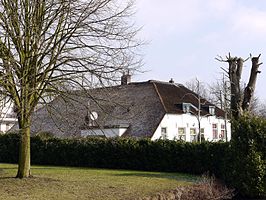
[133,0,266,100]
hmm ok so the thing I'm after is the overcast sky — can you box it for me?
[133,0,266,100]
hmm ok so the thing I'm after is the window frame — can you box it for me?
[220,124,225,139]
[212,123,218,139]
[182,103,191,113]
[161,127,167,139]
[178,127,186,141]
[190,128,197,142]
[209,106,215,115]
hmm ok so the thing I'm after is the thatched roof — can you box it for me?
[30,80,225,138]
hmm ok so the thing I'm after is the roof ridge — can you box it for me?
[148,80,183,86]
[152,82,167,113]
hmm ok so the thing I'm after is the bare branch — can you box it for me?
[0,0,143,178]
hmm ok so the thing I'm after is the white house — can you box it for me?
[29,75,231,141]
[152,114,230,142]
[0,99,17,133]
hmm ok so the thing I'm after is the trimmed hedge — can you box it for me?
[0,134,229,174]
[224,116,266,198]
[0,115,265,198]
[0,133,19,163]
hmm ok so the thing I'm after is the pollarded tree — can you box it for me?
[0,0,142,178]
[216,54,262,120]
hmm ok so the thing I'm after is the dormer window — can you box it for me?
[209,106,215,115]
[182,103,191,113]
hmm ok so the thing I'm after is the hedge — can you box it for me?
[225,116,266,198]
[0,134,229,174]
[0,115,265,198]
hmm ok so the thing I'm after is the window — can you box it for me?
[161,127,167,139]
[6,123,10,130]
[182,103,190,113]
[209,106,215,115]
[178,128,186,141]
[212,124,218,139]
[200,128,205,141]
[220,124,225,139]
[190,128,196,142]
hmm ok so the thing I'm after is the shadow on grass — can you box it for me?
[30,167,61,170]
[0,167,18,170]
[113,172,198,182]
[0,177,17,180]
[0,175,59,182]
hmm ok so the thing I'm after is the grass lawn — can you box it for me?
[0,163,198,200]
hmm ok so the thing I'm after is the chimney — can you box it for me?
[121,73,131,85]
[169,78,174,83]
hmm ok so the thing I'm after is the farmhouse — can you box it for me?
[0,100,17,133]
[30,75,231,141]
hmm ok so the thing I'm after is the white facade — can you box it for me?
[152,113,231,142]
[81,113,231,142]
[81,127,128,138]
[0,100,17,133]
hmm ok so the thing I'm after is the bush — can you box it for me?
[138,174,235,200]
[231,115,266,159]
[0,134,228,174]
[34,132,54,139]
[223,115,266,198]
[1,116,266,199]
[0,133,19,163]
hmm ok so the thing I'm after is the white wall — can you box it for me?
[81,127,127,138]
[0,115,17,133]
[0,120,16,133]
[0,99,17,133]
[152,113,231,142]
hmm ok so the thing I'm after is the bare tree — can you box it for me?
[184,78,208,143]
[209,74,230,141]
[216,54,262,120]
[0,0,142,178]
[257,101,266,118]
[250,97,266,118]
[185,78,210,101]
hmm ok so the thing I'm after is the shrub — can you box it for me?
[221,115,266,198]
[137,174,235,200]
[0,133,19,163]
[1,116,266,199]
[0,134,227,174]
[34,132,55,139]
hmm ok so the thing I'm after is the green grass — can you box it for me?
[0,163,198,200]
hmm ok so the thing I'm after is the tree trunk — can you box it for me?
[198,120,201,143]
[16,117,31,178]
[224,113,228,142]
[228,57,243,119]
[217,54,262,120]
[242,55,261,111]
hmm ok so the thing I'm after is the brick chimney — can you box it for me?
[121,73,131,85]
[169,78,174,83]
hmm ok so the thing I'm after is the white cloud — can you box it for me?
[136,0,203,37]
[233,7,266,38]
[205,0,235,15]
[135,0,239,39]
[197,2,266,48]
[135,0,266,99]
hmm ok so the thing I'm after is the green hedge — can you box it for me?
[0,115,265,198]
[0,133,19,163]
[224,116,266,198]
[0,134,229,174]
